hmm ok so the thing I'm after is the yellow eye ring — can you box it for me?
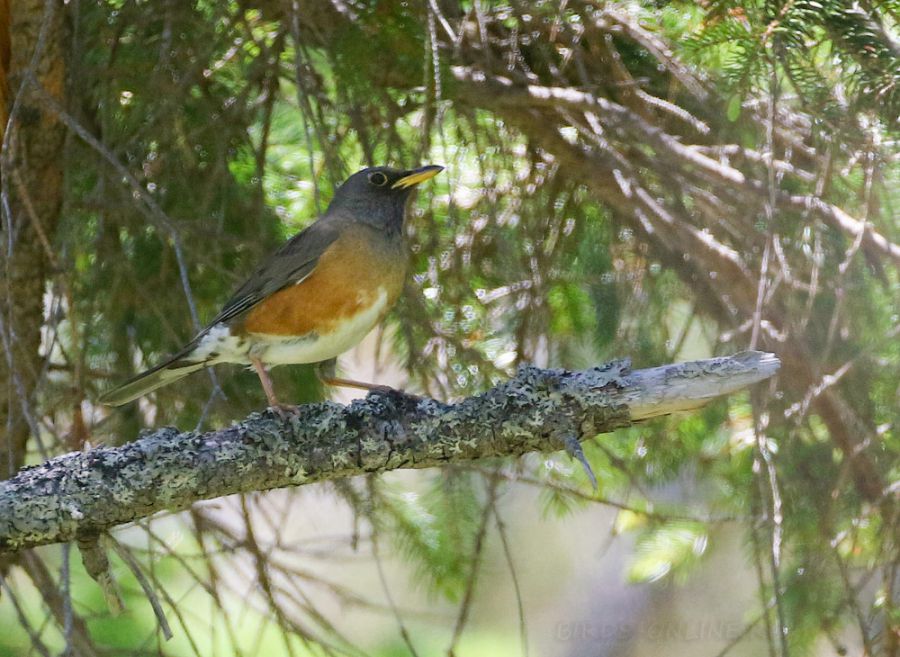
[368,172,388,186]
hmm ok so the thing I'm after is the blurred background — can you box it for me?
[0,0,897,655]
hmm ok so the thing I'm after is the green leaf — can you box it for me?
[726,93,743,121]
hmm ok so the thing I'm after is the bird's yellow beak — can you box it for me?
[392,165,444,189]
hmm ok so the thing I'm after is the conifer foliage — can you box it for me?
[0,1,896,655]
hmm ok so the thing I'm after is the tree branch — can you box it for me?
[0,352,779,553]
[451,67,900,266]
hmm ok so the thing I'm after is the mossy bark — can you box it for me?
[0,352,779,553]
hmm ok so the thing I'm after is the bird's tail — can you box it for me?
[99,348,209,407]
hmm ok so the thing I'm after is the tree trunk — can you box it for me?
[0,0,66,478]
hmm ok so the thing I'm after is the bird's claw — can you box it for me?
[368,385,424,404]
[269,403,298,420]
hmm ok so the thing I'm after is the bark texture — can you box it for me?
[1,0,66,477]
[0,351,779,553]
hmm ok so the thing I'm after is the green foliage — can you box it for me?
[628,520,709,583]
[6,0,897,654]
[376,471,484,602]
[681,0,899,129]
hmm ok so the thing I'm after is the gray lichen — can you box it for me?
[0,352,779,553]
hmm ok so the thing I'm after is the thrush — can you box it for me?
[99,165,443,408]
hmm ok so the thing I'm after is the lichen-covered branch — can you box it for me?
[0,352,779,553]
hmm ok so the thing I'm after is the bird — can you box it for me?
[99,164,443,408]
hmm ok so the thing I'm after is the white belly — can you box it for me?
[248,288,389,366]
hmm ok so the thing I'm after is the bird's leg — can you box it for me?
[250,357,295,414]
[320,375,394,394]
[315,361,420,399]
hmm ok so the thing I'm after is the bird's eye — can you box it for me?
[368,172,388,187]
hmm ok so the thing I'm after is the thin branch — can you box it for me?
[0,575,53,657]
[493,503,528,657]
[109,539,174,641]
[452,67,900,266]
[447,475,498,655]
[367,477,422,657]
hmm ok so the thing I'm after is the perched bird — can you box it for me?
[99,164,443,408]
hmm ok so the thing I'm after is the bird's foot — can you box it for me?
[367,385,424,404]
[268,403,298,420]
[319,374,423,400]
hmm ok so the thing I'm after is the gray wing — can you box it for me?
[207,218,341,327]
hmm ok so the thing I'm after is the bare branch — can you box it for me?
[452,67,900,266]
[0,352,779,554]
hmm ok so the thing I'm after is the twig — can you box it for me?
[752,389,789,657]
[493,503,529,657]
[0,575,53,657]
[60,543,73,656]
[110,538,174,641]
[447,475,499,655]
[367,479,422,657]
[25,79,226,399]
[76,535,124,615]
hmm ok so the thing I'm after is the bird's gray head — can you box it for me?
[327,165,443,232]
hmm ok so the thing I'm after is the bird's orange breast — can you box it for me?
[240,228,406,337]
